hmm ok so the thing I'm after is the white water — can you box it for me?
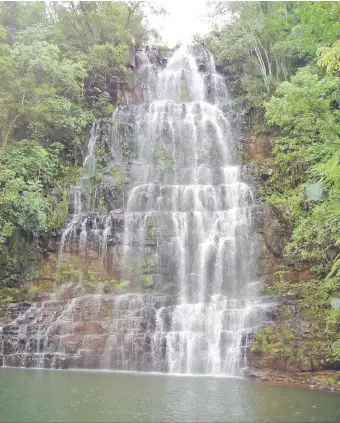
[2,46,269,375]
[58,120,102,258]
[119,46,263,374]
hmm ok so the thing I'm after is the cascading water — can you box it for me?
[1,45,271,374]
[117,45,262,374]
[58,112,120,262]
[58,120,100,257]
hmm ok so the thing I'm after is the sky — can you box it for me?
[147,1,212,47]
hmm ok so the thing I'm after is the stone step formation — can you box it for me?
[1,45,272,374]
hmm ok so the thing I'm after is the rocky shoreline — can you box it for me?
[245,368,340,393]
[1,301,339,392]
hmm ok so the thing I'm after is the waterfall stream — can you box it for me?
[1,46,271,375]
[120,46,259,374]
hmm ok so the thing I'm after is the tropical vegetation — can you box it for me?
[210,1,340,367]
[0,1,159,293]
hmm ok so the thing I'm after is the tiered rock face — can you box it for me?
[0,45,275,374]
[241,133,340,387]
[243,133,310,286]
[1,292,173,370]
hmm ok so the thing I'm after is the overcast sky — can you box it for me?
[147,1,211,47]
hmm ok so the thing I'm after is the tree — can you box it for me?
[317,41,340,76]
[210,1,340,124]
[0,0,159,287]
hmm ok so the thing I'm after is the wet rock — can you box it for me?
[298,358,312,372]
[244,133,272,162]
[128,44,136,70]
[191,44,207,72]
[273,358,287,371]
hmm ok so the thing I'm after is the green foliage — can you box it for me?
[112,166,122,185]
[317,40,340,75]
[0,1,158,290]
[0,287,25,304]
[331,341,340,361]
[288,2,340,58]
[251,325,294,358]
[154,150,166,161]
[179,86,187,102]
[326,376,336,387]
[211,1,340,125]
[260,272,290,295]
[47,189,70,231]
[212,1,340,365]
[264,66,340,274]
[113,280,130,290]
[154,44,169,55]
[0,140,78,242]
[142,275,153,287]
[0,1,156,148]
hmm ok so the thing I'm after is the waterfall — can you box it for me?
[1,46,271,374]
[117,45,260,374]
[58,120,101,258]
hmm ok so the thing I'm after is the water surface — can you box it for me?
[1,368,339,422]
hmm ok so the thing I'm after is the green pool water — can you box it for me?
[0,368,339,422]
